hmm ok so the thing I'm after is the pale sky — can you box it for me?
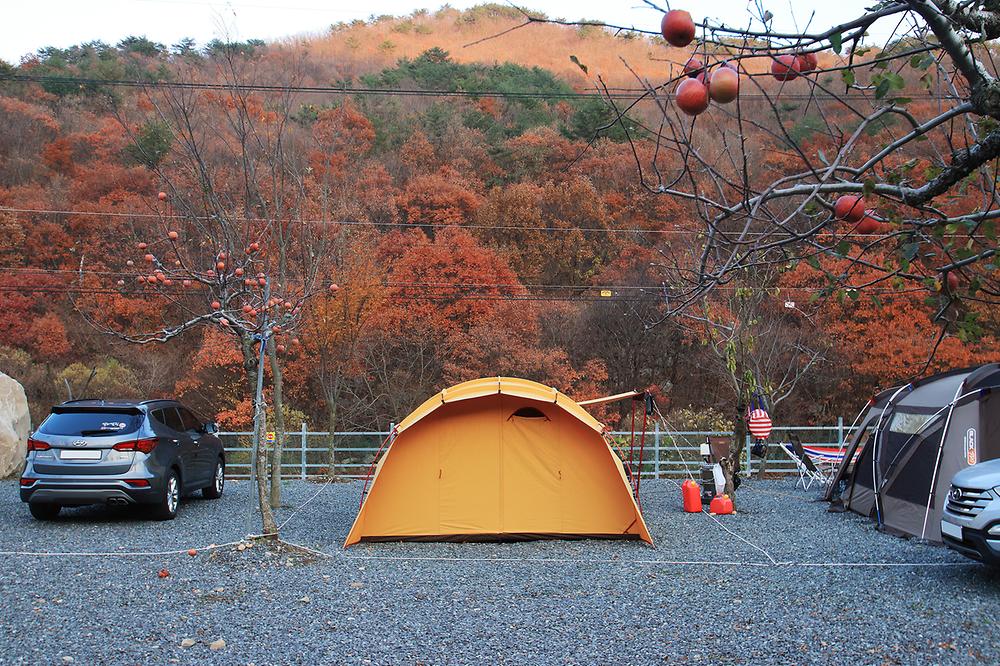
[3,0,896,63]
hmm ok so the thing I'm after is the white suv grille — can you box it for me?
[946,485,992,518]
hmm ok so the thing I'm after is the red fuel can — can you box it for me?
[710,494,734,515]
[682,479,702,512]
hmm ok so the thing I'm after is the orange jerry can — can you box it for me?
[682,479,702,512]
[710,494,734,515]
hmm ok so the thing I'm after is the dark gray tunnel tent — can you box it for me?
[823,387,899,503]
[827,363,1000,542]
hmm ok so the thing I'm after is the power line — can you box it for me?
[0,206,689,236]
[0,267,932,297]
[132,0,366,14]
[1,206,918,239]
[0,265,653,291]
[0,73,639,100]
[0,284,648,302]
[0,73,963,102]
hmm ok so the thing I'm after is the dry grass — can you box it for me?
[284,7,711,89]
[280,5,847,101]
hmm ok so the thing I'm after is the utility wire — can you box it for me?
[0,273,929,298]
[1,206,939,239]
[0,73,965,102]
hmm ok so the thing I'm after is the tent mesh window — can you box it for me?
[510,406,549,420]
[884,418,947,505]
[851,440,876,489]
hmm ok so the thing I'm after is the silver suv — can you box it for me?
[940,458,1000,566]
[20,399,225,521]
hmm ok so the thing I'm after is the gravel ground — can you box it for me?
[1,477,998,665]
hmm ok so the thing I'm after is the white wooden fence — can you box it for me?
[219,419,850,480]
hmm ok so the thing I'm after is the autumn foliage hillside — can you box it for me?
[0,5,996,435]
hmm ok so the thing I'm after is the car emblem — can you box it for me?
[950,487,963,501]
[72,440,87,447]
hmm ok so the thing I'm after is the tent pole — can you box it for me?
[872,384,912,528]
[628,399,637,485]
[634,406,649,506]
[919,385,973,540]
[825,391,894,502]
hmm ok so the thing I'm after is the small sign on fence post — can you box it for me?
[265,431,275,444]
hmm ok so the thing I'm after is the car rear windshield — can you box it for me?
[38,411,143,437]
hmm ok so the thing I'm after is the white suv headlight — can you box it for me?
[989,524,1000,537]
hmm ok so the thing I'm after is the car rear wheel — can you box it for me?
[152,470,180,521]
[29,503,61,520]
[202,459,225,499]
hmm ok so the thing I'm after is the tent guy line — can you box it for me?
[0,543,972,568]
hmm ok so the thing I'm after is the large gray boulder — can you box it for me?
[0,372,30,478]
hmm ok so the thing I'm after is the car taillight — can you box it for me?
[19,478,35,486]
[26,438,50,452]
[112,437,158,453]
[124,479,150,487]
[135,438,158,454]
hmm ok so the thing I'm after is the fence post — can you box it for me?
[654,422,661,479]
[300,422,307,479]
[837,416,844,449]
[744,433,751,475]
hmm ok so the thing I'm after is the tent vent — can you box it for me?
[511,406,548,420]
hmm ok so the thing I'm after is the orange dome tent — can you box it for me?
[344,377,653,546]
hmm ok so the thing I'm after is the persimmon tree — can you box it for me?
[506,1,1000,318]
[71,45,331,535]
[493,1,1000,494]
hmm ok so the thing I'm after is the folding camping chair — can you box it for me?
[780,434,829,490]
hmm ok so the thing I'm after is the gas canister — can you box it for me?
[709,494,734,515]
[681,479,702,512]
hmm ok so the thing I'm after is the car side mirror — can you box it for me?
[201,421,218,434]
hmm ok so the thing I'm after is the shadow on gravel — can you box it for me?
[21,495,223,525]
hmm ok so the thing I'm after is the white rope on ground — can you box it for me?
[276,477,336,531]
[285,540,972,568]
[752,486,825,502]
[787,561,972,568]
[0,537,251,558]
[660,475,780,565]
[701,508,780,565]
[0,536,975,568]
[647,408,807,567]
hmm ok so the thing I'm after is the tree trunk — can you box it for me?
[241,335,278,537]
[268,338,286,509]
[720,401,747,501]
[325,386,338,481]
